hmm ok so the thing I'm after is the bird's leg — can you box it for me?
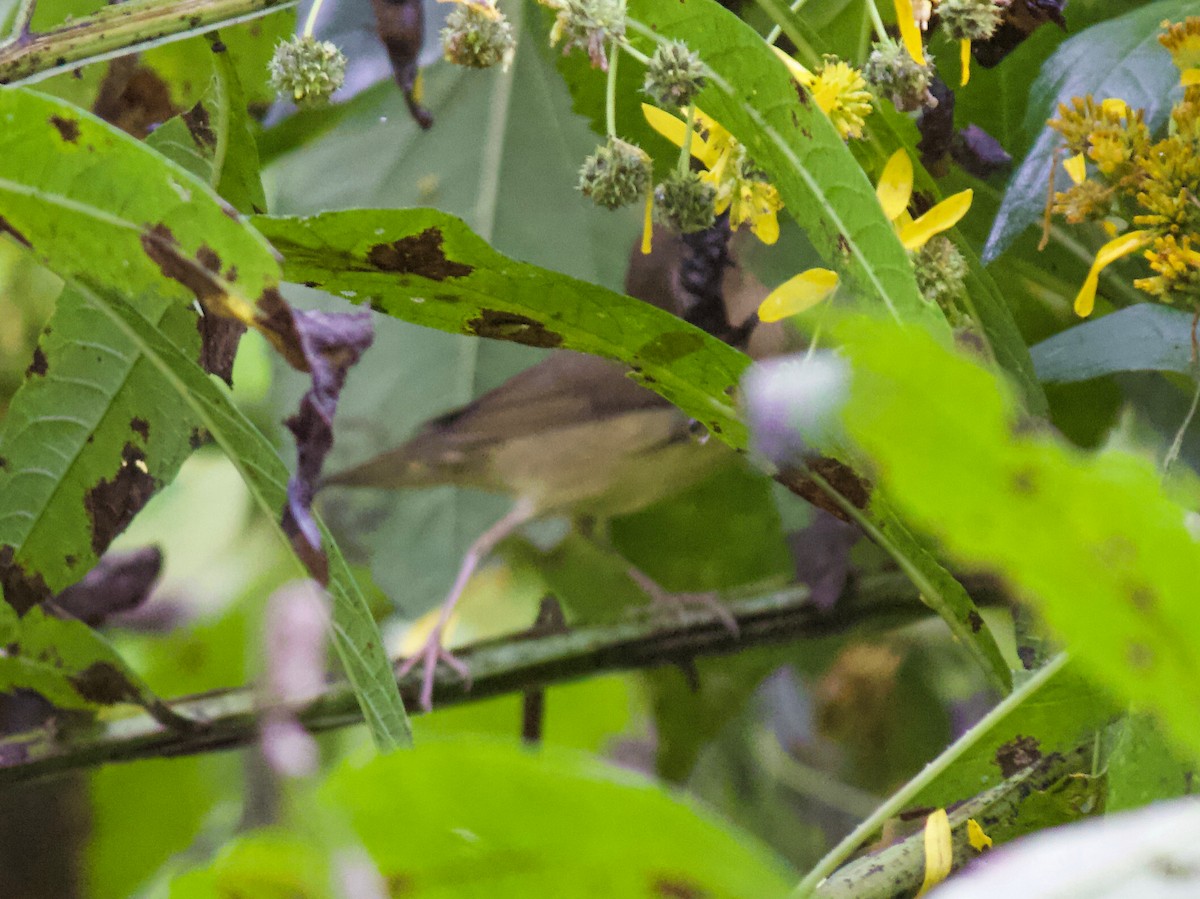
[626,567,740,636]
[398,498,537,711]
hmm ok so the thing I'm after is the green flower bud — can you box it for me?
[578,136,651,209]
[643,41,707,107]
[441,4,516,70]
[937,0,1005,42]
[548,0,626,70]
[863,40,936,112]
[915,236,970,319]
[268,35,347,107]
[654,171,716,233]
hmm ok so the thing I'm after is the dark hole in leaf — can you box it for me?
[83,443,158,557]
[130,417,150,441]
[24,347,47,378]
[366,228,473,280]
[0,546,52,614]
[48,115,79,142]
[183,101,216,149]
[465,310,563,348]
[68,661,140,705]
[995,734,1041,777]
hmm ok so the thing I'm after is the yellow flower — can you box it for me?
[642,103,783,245]
[876,148,973,250]
[967,818,993,852]
[1161,17,1200,86]
[771,48,873,140]
[755,148,971,322]
[437,0,502,20]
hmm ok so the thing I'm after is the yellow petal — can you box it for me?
[771,46,814,86]
[898,189,973,250]
[1074,229,1154,317]
[752,208,780,246]
[877,149,914,223]
[916,809,952,897]
[757,268,839,321]
[893,0,926,66]
[641,192,654,256]
[641,103,720,169]
[1063,152,1087,185]
[1183,68,1200,86]
[967,819,993,852]
[960,39,971,87]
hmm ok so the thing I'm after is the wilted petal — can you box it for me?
[877,149,914,222]
[758,268,839,322]
[1074,229,1154,317]
[893,0,926,65]
[898,189,973,250]
[967,818,993,852]
[916,809,952,897]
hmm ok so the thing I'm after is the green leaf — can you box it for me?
[0,599,180,719]
[323,738,795,897]
[74,282,411,750]
[168,828,332,899]
[254,208,752,447]
[831,315,1200,757]
[0,285,201,608]
[1031,305,1196,383]
[627,0,939,326]
[146,38,267,215]
[0,87,281,341]
[984,0,1200,261]
[1106,713,1195,813]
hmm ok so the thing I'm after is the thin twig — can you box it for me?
[0,574,1008,788]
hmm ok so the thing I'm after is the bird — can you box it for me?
[323,225,772,710]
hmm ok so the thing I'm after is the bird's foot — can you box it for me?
[627,568,740,637]
[396,627,472,712]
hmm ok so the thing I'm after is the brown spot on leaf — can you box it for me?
[189,427,210,449]
[49,114,79,142]
[0,455,8,470]
[25,346,48,377]
[1011,468,1036,494]
[141,224,224,304]
[1130,585,1156,611]
[197,313,246,386]
[995,734,1041,777]
[652,877,710,898]
[83,443,158,556]
[0,214,30,248]
[836,234,851,256]
[183,102,216,149]
[777,458,871,522]
[196,244,221,273]
[130,417,150,441]
[366,228,473,280]
[466,310,563,348]
[0,545,53,613]
[967,609,983,632]
[256,287,310,370]
[68,661,141,705]
[1128,642,1154,670]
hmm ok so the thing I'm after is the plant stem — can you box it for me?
[863,0,888,45]
[765,0,811,46]
[0,574,1009,787]
[301,0,324,37]
[0,0,297,86]
[678,103,696,177]
[1163,370,1200,473]
[791,653,1070,897]
[606,37,619,137]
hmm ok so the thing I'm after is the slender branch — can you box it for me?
[0,0,298,86]
[0,573,1007,787]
